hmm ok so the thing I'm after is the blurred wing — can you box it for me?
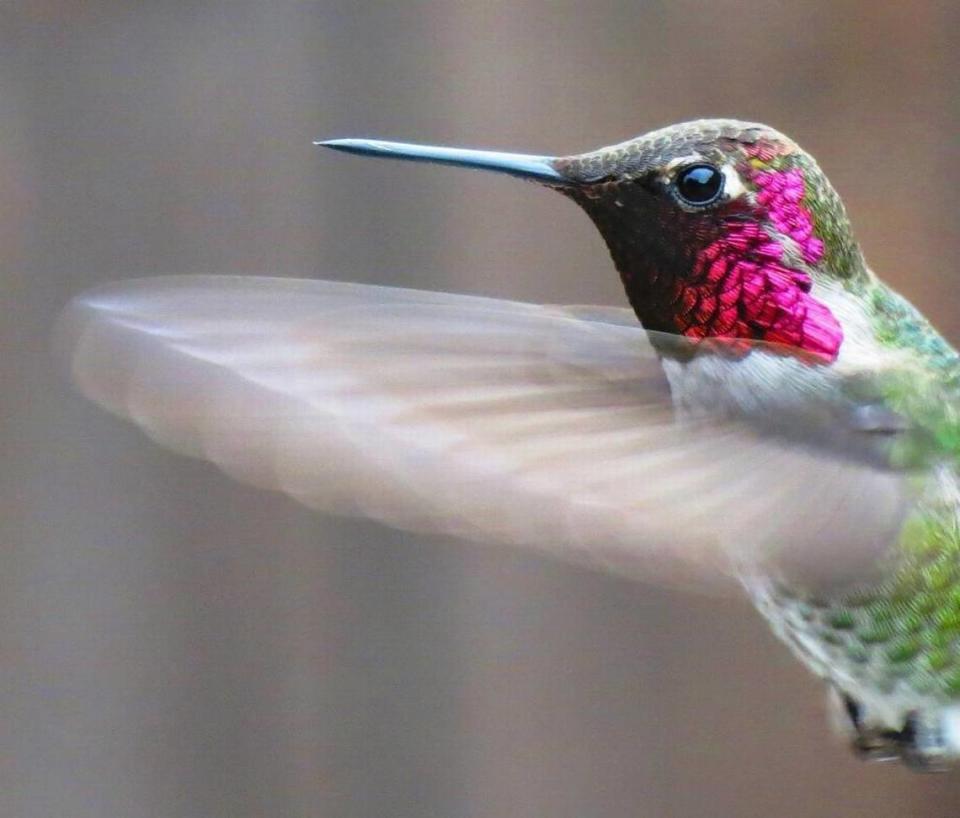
[55,276,909,591]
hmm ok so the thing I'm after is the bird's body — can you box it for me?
[59,119,960,768]
[654,245,960,765]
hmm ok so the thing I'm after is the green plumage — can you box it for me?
[800,154,866,285]
[783,504,960,698]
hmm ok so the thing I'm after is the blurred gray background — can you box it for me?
[2,2,959,816]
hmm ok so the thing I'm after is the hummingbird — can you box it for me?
[57,119,960,769]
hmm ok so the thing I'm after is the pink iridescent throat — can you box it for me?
[673,157,843,362]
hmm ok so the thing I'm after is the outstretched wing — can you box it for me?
[55,275,909,591]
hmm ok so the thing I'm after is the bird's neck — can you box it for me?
[571,184,852,362]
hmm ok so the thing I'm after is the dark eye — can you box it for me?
[675,164,724,206]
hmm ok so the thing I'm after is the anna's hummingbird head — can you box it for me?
[319,119,866,361]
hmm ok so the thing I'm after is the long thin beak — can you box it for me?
[315,138,568,184]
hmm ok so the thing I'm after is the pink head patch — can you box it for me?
[753,168,825,265]
[671,152,842,362]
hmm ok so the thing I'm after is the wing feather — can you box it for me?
[56,276,910,591]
